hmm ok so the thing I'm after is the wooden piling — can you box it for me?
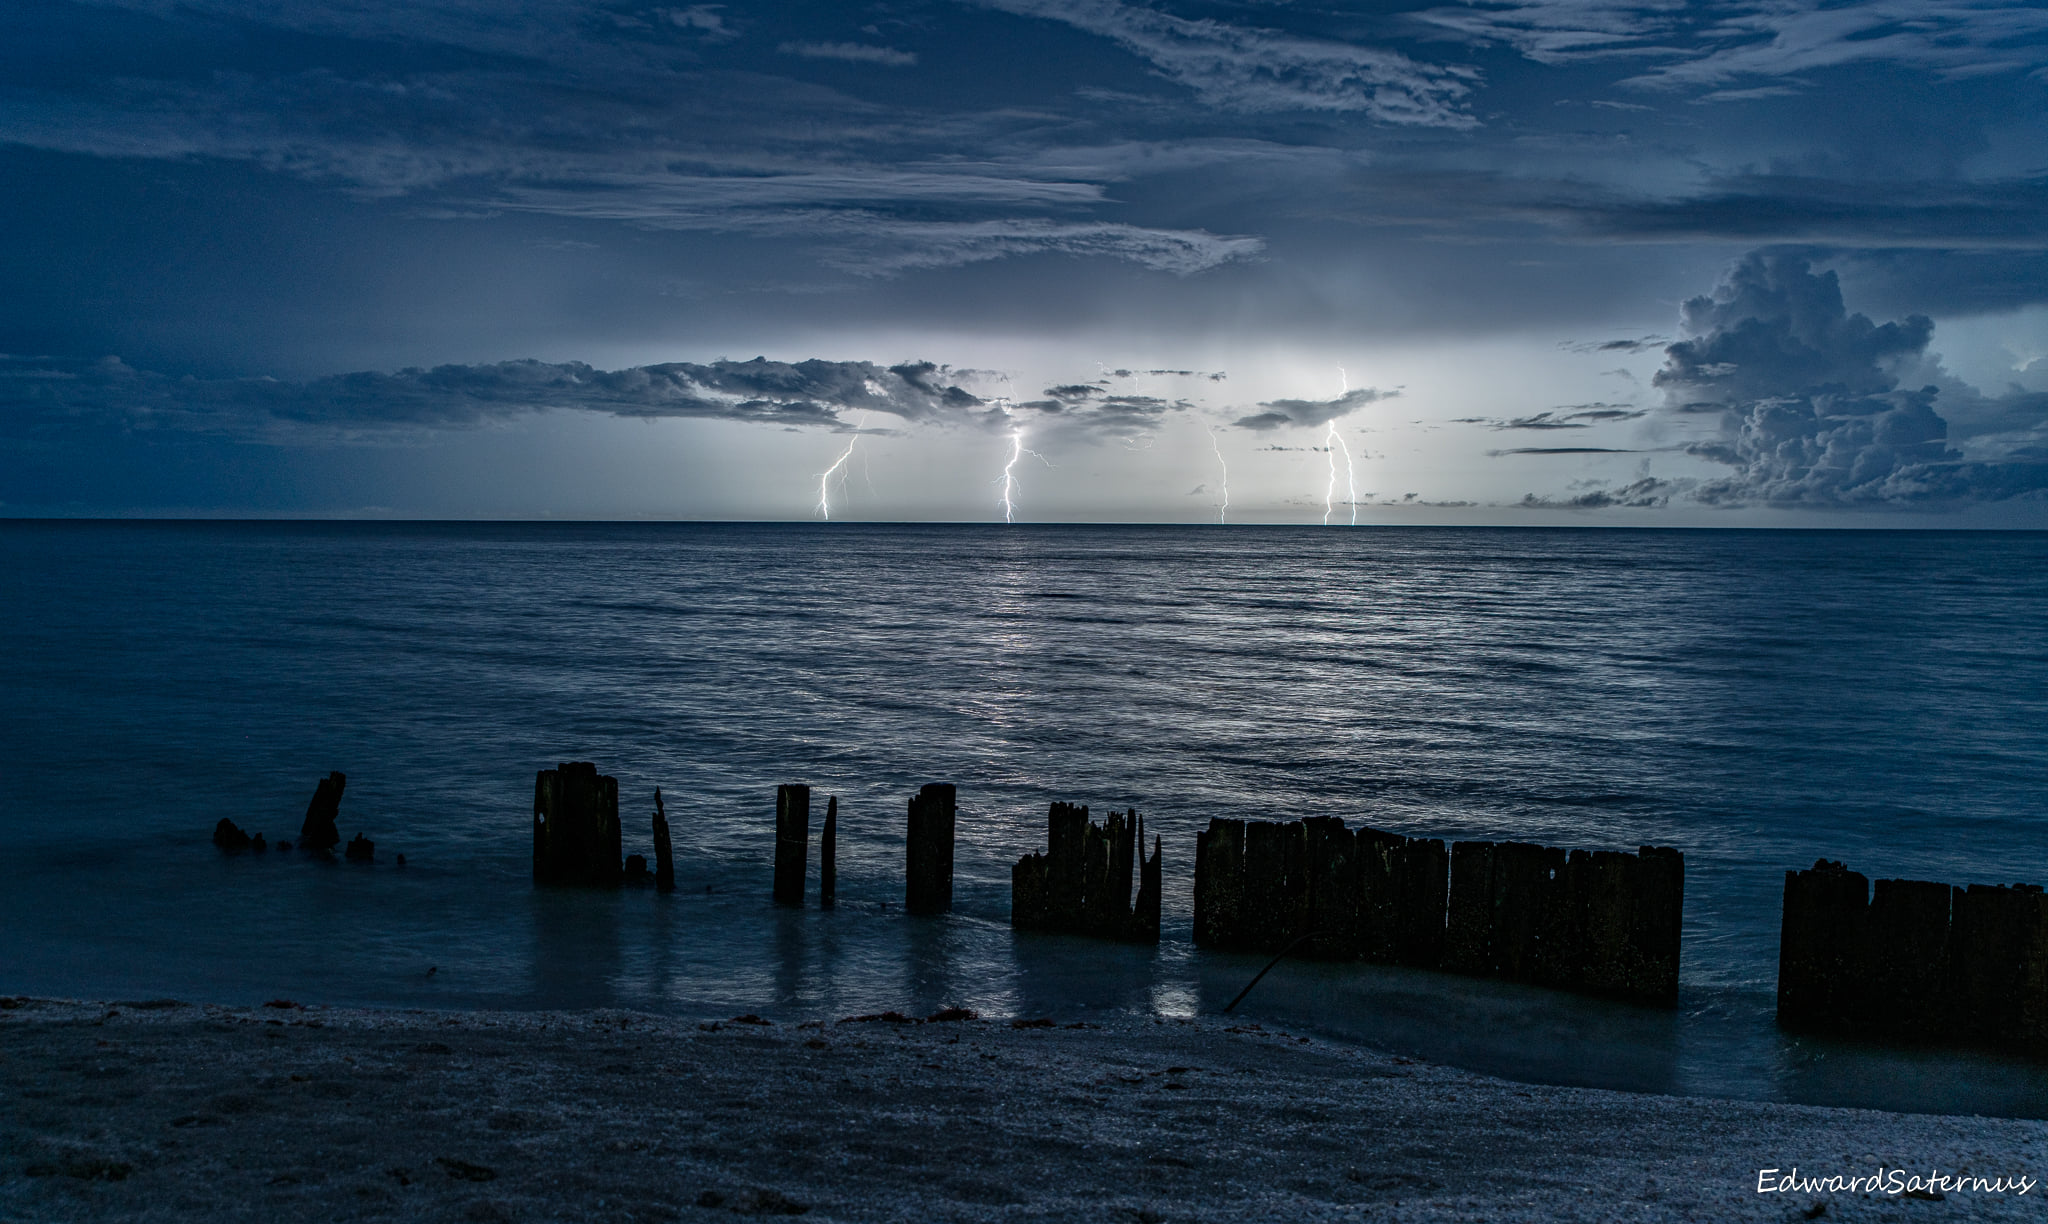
[1354,828,1403,964]
[1302,816,1359,960]
[652,788,674,894]
[820,796,837,909]
[532,762,621,887]
[299,771,346,853]
[1390,837,1448,969]
[1046,802,1088,933]
[774,783,810,907]
[1132,822,1162,944]
[905,783,955,915]
[1863,878,1950,1039]
[1444,841,1496,975]
[1776,859,1868,1033]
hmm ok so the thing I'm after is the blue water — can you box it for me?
[5,521,2048,1116]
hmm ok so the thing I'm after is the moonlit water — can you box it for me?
[5,521,2048,1116]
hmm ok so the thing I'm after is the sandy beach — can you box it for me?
[3,996,2044,1222]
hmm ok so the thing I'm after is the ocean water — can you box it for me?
[4,521,2048,1116]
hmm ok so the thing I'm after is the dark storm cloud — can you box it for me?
[1652,252,2048,506]
[1014,391,1191,441]
[1479,405,1646,430]
[1519,477,1678,509]
[1580,175,2048,248]
[1491,446,1639,455]
[0,354,987,437]
[1232,387,1396,432]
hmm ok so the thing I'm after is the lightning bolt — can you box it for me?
[1324,421,1358,526]
[1000,431,1022,523]
[1206,425,1229,525]
[997,428,1052,523]
[816,413,867,520]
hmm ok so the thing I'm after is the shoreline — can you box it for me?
[5,996,2046,1222]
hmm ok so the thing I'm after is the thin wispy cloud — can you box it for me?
[779,41,918,67]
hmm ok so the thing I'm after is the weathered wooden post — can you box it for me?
[1389,836,1447,969]
[1862,877,1949,1039]
[1241,821,1296,953]
[1776,859,1868,1033]
[820,796,837,909]
[1046,802,1088,933]
[1131,817,1161,944]
[652,788,675,893]
[1946,883,2048,1047]
[905,783,955,915]
[299,771,345,853]
[1444,841,1496,975]
[1302,816,1359,960]
[1629,845,1684,1004]
[1193,818,1245,950]
[774,784,811,906]
[1490,841,1568,986]
[532,762,622,887]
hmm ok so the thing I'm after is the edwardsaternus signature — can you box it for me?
[1758,1168,2037,1196]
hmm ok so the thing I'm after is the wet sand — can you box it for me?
[3,996,2043,1222]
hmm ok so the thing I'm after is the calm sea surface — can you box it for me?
[5,521,2047,1115]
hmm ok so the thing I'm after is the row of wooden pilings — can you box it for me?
[525,762,2048,1053]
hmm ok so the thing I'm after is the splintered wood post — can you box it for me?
[905,783,956,915]
[1946,883,2046,1047]
[300,771,346,853]
[1193,818,1245,950]
[774,784,811,906]
[1130,822,1161,944]
[1776,859,1868,1033]
[820,796,837,909]
[1241,821,1292,953]
[1490,842,1567,987]
[532,762,622,887]
[652,788,674,894]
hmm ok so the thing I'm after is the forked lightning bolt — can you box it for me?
[997,429,1050,523]
[816,413,868,520]
[1323,421,1358,526]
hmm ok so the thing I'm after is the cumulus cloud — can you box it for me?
[1231,387,1396,431]
[977,0,1477,125]
[0,354,989,439]
[1520,476,1679,509]
[1653,252,2048,505]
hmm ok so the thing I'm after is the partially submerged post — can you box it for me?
[774,784,811,906]
[905,783,955,915]
[652,788,675,893]
[299,772,346,854]
[1011,803,1160,943]
[820,796,837,909]
[532,762,622,887]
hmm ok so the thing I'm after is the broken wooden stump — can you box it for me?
[774,784,810,906]
[345,833,374,863]
[820,796,837,910]
[532,762,621,887]
[299,772,345,853]
[1193,818,1245,950]
[211,818,252,852]
[1011,804,1160,943]
[1777,861,2048,1051]
[905,783,955,915]
[652,788,675,894]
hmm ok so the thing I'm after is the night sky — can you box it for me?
[6,0,2048,522]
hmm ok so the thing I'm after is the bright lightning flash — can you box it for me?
[997,429,1051,523]
[816,413,868,520]
[1206,425,1230,525]
[1323,422,1358,526]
